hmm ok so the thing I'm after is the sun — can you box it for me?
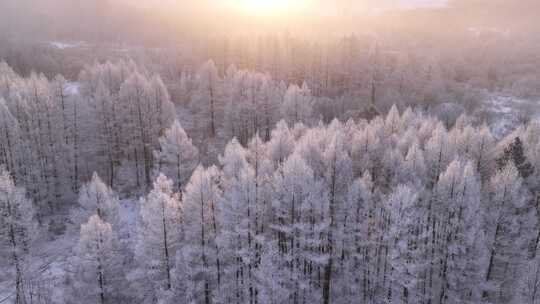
[233,0,308,16]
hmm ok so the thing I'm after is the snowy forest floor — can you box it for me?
[484,94,540,138]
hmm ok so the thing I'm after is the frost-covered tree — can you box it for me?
[91,81,118,188]
[521,256,540,304]
[387,185,424,304]
[267,120,294,166]
[66,215,125,304]
[255,242,291,304]
[73,172,119,227]
[133,174,182,301]
[342,172,376,302]
[193,60,221,138]
[148,75,175,136]
[119,72,175,189]
[154,120,199,192]
[218,141,258,303]
[281,83,313,126]
[271,153,329,303]
[120,72,153,189]
[435,159,483,304]
[482,163,534,303]
[425,122,454,187]
[179,165,223,304]
[384,104,402,135]
[319,131,353,304]
[0,99,22,180]
[403,140,427,186]
[0,169,37,303]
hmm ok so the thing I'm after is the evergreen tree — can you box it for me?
[497,137,534,179]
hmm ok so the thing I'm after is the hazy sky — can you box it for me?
[2,0,537,44]
[131,0,449,12]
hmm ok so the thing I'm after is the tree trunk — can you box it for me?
[162,201,172,290]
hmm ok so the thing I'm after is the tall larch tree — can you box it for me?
[271,153,329,304]
[67,215,125,304]
[218,140,258,304]
[0,169,37,303]
[180,165,223,304]
[73,172,119,227]
[193,60,221,138]
[133,174,182,302]
[154,120,199,192]
[482,163,534,303]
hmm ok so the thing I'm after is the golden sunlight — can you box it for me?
[230,0,310,16]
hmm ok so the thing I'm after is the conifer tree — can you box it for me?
[67,215,125,304]
[0,169,37,303]
[154,120,199,192]
[134,174,182,301]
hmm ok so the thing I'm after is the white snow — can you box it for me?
[483,94,540,138]
[0,232,71,303]
[49,41,85,50]
[65,81,80,96]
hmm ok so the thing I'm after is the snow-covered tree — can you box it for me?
[133,174,182,301]
[482,163,534,303]
[67,215,125,304]
[0,169,37,303]
[521,256,540,304]
[73,172,119,227]
[271,153,329,303]
[119,72,175,189]
[425,122,454,187]
[255,242,292,304]
[403,140,427,186]
[387,185,425,304]
[0,99,22,180]
[267,120,294,166]
[218,148,257,303]
[192,60,221,138]
[148,74,176,136]
[435,159,483,304]
[281,83,313,126]
[179,165,223,304]
[91,80,118,188]
[342,172,376,302]
[154,120,199,192]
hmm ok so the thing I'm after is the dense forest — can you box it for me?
[1,54,540,303]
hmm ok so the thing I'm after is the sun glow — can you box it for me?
[232,0,309,16]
